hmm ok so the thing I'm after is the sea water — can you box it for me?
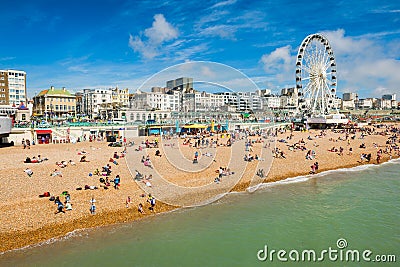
[1,161,399,267]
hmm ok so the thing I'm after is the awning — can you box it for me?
[36,129,52,134]
[182,124,207,129]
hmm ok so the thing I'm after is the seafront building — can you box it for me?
[0,69,27,105]
[77,87,129,119]
[32,86,76,120]
[131,89,181,111]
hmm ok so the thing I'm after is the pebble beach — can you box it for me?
[0,124,397,253]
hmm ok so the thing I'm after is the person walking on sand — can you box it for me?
[147,194,156,212]
[126,196,131,208]
[90,197,96,214]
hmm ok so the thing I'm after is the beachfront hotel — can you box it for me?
[32,86,76,120]
[0,69,27,105]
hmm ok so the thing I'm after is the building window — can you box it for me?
[22,114,26,120]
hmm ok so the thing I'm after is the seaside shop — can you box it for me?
[35,129,52,144]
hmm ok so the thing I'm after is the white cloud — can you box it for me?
[210,0,237,9]
[128,35,158,59]
[261,45,292,72]
[67,65,89,74]
[144,14,179,44]
[201,66,216,78]
[322,29,400,97]
[199,25,237,40]
[129,14,179,59]
[195,10,268,40]
[260,45,294,84]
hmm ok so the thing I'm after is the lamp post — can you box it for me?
[50,103,53,125]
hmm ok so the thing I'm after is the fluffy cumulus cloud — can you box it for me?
[129,14,179,59]
[322,29,400,97]
[260,45,294,84]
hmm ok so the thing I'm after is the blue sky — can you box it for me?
[1,0,399,99]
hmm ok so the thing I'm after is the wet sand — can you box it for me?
[0,125,397,253]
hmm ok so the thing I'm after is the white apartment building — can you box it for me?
[263,96,280,109]
[357,98,375,109]
[0,69,27,105]
[131,90,181,111]
[342,100,355,110]
[216,91,263,111]
[376,99,396,110]
[183,91,225,112]
[237,92,263,111]
[216,92,239,109]
[82,88,113,119]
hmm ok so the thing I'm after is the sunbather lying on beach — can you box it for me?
[24,168,33,177]
[51,169,63,177]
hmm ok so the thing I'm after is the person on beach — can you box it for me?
[54,196,65,214]
[126,196,131,208]
[90,197,96,214]
[348,147,353,155]
[22,138,26,149]
[51,169,63,177]
[147,194,156,212]
[80,155,89,162]
[65,202,72,211]
[24,168,33,177]
[113,175,121,189]
[138,203,145,214]
[310,162,318,174]
[65,193,71,203]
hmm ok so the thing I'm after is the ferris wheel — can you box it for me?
[296,33,338,116]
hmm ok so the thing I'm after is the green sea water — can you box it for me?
[1,161,399,267]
